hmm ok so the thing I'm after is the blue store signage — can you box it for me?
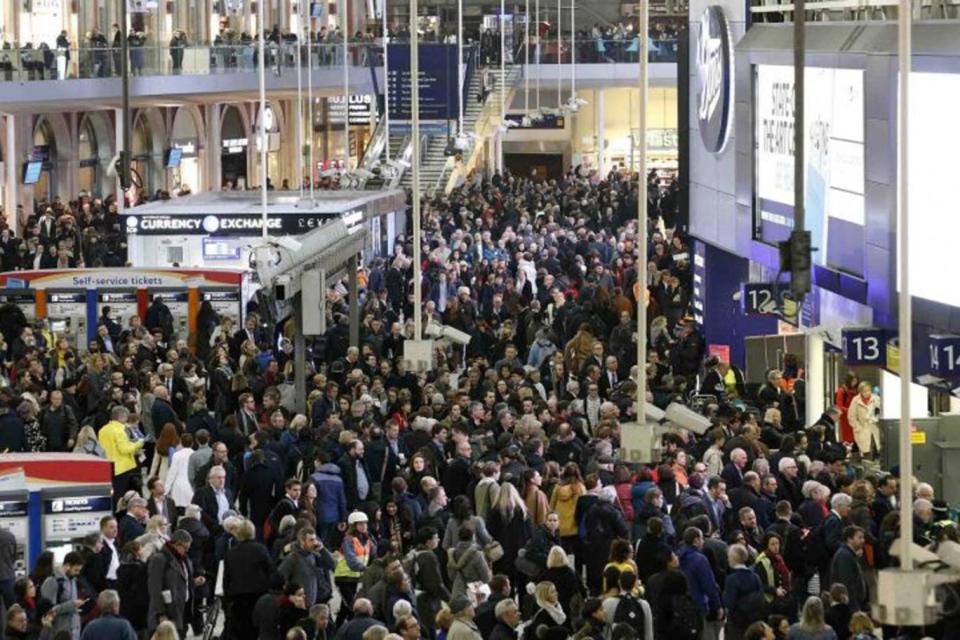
[696,5,733,154]
[841,328,886,366]
[929,334,960,376]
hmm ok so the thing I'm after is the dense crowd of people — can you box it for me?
[0,164,956,640]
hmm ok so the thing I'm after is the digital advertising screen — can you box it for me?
[754,65,865,277]
[908,72,960,308]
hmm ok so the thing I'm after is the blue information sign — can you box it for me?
[841,328,886,366]
[386,44,460,120]
[929,334,960,376]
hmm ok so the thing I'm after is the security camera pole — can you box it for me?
[119,0,131,197]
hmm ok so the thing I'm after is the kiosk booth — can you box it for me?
[0,455,113,569]
[121,190,406,270]
[0,268,248,349]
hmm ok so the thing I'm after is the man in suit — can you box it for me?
[701,476,728,537]
[236,392,259,436]
[337,439,371,510]
[598,355,621,400]
[237,450,282,541]
[728,471,767,529]
[151,385,183,433]
[230,315,262,361]
[721,447,748,490]
[118,497,148,545]
[158,363,190,420]
[829,525,868,612]
[146,476,179,529]
[95,323,117,355]
[98,515,121,591]
[192,465,235,536]
[194,442,238,492]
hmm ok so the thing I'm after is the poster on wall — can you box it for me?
[755,65,865,277]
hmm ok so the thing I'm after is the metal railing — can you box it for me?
[750,0,960,19]
[0,42,379,82]
[523,37,679,64]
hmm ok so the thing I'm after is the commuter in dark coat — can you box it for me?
[337,439,372,510]
[238,450,283,538]
[223,519,275,640]
[830,526,869,612]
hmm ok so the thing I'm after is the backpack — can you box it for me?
[612,594,646,634]
[666,594,703,640]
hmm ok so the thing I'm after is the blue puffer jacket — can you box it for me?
[311,463,348,525]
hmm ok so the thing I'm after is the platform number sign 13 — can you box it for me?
[929,335,960,375]
[841,328,885,367]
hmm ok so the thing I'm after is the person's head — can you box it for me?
[848,612,874,635]
[127,497,148,521]
[727,543,750,567]
[285,582,307,609]
[397,615,421,640]
[534,581,558,604]
[829,583,849,605]
[799,596,827,631]
[153,620,180,640]
[494,597,521,628]
[743,622,775,640]
[778,457,798,479]
[683,526,704,549]
[914,498,934,524]
[731,448,748,468]
[208,465,227,490]
[100,515,118,540]
[97,589,121,616]
[5,604,27,633]
[546,545,569,569]
[544,511,560,533]
[449,595,475,620]
[762,532,781,556]
[831,492,853,518]
[62,551,85,577]
[171,528,193,554]
[842,525,866,552]
[353,598,374,617]
[739,507,757,530]
[310,604,330,629]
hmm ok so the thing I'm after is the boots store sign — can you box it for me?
[696,5,734,154]
[123,213,339,235]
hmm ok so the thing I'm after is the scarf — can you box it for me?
[769,552,791,590]
[535,598,567,626]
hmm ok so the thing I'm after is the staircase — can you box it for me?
[359,58,523,194]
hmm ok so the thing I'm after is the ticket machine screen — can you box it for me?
[99,292,139,325]
[0,291,36,320]
[203,290,242,320]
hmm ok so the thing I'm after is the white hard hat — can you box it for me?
[347,511,369,525]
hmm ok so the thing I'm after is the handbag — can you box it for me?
[514,555,541,578]
[484,541,504,562]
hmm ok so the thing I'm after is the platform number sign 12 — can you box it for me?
[929,335,960,375]
[841,328,885,367]
[741,283,778,315]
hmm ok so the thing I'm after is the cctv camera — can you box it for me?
[664,402,712,435]
[275,236,303,252]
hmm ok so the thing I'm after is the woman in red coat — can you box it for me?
[835,372,860,444]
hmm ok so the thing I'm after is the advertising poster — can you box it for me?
[755,65,865,277]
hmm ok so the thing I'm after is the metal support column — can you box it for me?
[635,0,648,417]
[294,297,307,411]
[349,255,360,347]
[5,115,18,234]
[258,0,269,238]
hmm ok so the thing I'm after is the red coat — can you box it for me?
[835,386,857,443]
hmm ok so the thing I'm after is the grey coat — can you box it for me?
[147,545,194,635]
[40,570,81,639]
[278,542,335,606]
[447,541,491,599]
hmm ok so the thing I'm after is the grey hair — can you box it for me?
[495,598,518,621]
[97,589,121,614]
[830,493,853,510]
[353,598,374,616]
[392,600,413,621]
[170,529,193,546]
[727,543,750,566]
[110,405,130,421]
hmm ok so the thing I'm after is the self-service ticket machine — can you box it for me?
[203,290,243,321]
[45,291,89,350]
[98,292,140,326]
[40,485,113,565]
[0,290,37,321]
[154,291,191,338]
[0,489,30,577]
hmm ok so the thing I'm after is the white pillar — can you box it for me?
[596,89,605,174]
[806,332,825,425]
[4,115,17,235]
[207,103,222,192]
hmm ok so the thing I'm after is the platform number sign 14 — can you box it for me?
[929,335,960,375]
[841,328,885,367]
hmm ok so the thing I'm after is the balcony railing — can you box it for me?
[0,42,379,82]
[750,0,960,20]
[521,37,679,64]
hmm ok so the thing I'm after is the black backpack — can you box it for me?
[667,594,704,640]
[613,594,646,635]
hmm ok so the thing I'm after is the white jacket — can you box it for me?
[165,446,195,507]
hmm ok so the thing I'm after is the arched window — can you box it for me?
[78,117,99,196]
[32,119,56,201]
